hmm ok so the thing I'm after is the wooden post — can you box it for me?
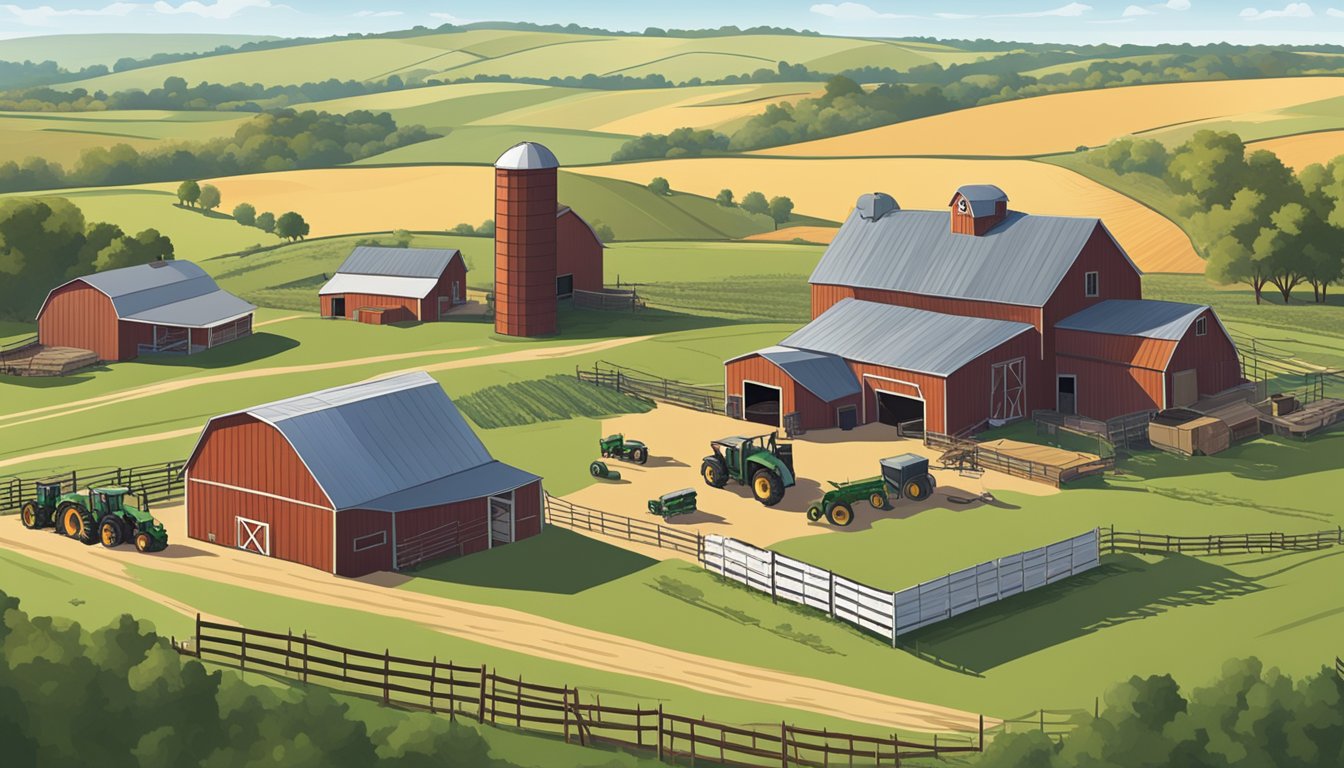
[478,665,488,723]
[516,674,523,727]
[980,715,985,751]
[447,660,456,721]
[563,686,571,744]
[382,649,390,705]
[657,705,664,760]
[194,613,202,657]
[301,633,309,684]
[240,629,247,673]
[574,688,588,747]
[770,551,777,604]
[780,722,788,768]
[429,657,437,715]
[828,571,835,618]
[690,719,697,767]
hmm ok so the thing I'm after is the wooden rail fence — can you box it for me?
[577,361,724,414]
[1101,526,1344,556]
[544,494,703,558]
[925,432,1113,486]
[173,616,983,767]
[1,460,186,514]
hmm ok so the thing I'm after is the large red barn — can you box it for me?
[725,185,1242,434]
[320,246,467,323]
[37,260,254,362]
[183,371,543,577]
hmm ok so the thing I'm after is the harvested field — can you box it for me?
[743,226,838,244]
[1249,130,1344,170]
[756,77,1344,158]
[575,156,1204,273]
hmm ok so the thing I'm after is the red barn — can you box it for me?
[36,260,254,362]
[726,185,1243,435]
[556,205,604,298]
[320,246,466,323]
[183,371,543,578]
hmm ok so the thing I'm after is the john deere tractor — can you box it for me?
[700,432,795,506]
[23,483,168,553]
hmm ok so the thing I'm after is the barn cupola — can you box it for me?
[949,184,1008,236]
[856,192,898,221]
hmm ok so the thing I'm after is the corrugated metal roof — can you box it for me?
[336,246,460,278]
[951,184,1008,217]
[57,260,255,328]
[495,141,559,170]
[235,371,536,512]
[727,345,860,403]
[809,208,1123,307]
[781,299,1034,377]
[1056,300,1208,340]
[318,273,440,299]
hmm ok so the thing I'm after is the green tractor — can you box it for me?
[22,482,168,553]
[598,433,649,465]
[700,432,795,507]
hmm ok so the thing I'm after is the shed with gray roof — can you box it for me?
[36,260,255,362]
[320,246,467,323]
[184,371,544,577]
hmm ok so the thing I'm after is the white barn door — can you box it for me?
[236,516,270,557]
[990,358,1026,422]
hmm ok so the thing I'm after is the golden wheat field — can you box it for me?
[757,77,1344,158]
[592,84,824,135]
[205,166,495,236]
[1249,130,1344,171]
[743,226,838,244]
[574,157,1204,273]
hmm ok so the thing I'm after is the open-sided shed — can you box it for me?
[183,371,542,577]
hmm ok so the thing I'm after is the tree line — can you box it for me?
[0,108,436,195]
[646,177,794,229]
[1086,132,1343,304]
[0,197,174,320]
[977,657,1344,768]
[0,590,528,768]
[174,180,311,243]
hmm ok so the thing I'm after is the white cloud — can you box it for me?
[351,9,401,17]
[808,2,915,20]
[150,0,280,19]
[0,2,141,25]
[428,11,476,23]
[992,2,1092,17]
[1123,4,1155,15]
[1327,6,1344,14]
[1239,3,1315,20]
[1165,0,1192,10]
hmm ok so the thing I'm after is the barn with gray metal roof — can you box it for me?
[319,245,468,324]
[183,371,543,577]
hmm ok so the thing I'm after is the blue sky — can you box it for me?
[0,1,1342,44]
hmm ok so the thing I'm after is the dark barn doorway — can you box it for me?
[1057,375,1077,415]
[743,382,781,427]
[876,391,923,428]
[331,297,347,318]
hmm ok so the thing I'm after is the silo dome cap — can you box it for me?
[495,142,559,170]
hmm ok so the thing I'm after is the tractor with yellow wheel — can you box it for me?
[700,432,795,507]
[806,454,936,527]
[23,483,169,553]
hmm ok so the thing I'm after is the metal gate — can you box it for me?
[236,516,270,557]
[991,358,1026,422]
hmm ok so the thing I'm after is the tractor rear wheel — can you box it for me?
[20,501,46,530]
[825,501,855,527]
[60,503,97,545]
[99,516,125,548]
[701,459,728,489]
[751,469,785,507]
[631,446,648,465]
[806,503,824,522]
[903,476,933,502]
[869,492,889,510]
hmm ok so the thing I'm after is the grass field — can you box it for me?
[1247,130,1344,170]
[0,33,274,69]
[0,111,250,166]
[755,78,1344,159]
[574,155,1204,273]
[1139,93,1344,146]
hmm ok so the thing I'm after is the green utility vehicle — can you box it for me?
[648,488,697,517]
[700,432,795,507]
[23,483,168,552]
[599,433,649,465]
[806,454,936,527]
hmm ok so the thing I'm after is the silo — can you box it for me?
[494,142,559,337]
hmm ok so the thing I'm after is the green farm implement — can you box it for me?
[807,454,936,527]
[22,482,168,553]
[700,432,795,507]
[588,461,622,481]
[648,488,697,517]
[599,434,649,465]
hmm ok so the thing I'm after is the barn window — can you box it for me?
[957,198,968,214]
[1195,316,1207,336]
[353,531,387,552]
[556,274,574,298]
[1084,271,1099,297]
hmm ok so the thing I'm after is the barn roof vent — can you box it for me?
[857,192,898,221]
[950,184,1008,217]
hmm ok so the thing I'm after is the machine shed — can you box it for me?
[183,372,542,577]
[320,246,466,322]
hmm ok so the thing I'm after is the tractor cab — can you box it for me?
[33,481,62,510]
[89,487,129,516]
[702,432,797,507]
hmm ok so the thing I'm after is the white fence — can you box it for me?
[701,529,1101,644]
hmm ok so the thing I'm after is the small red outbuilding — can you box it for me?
[319,246,467,323]
[183,371,543,577]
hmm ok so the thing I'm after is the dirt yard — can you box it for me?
[565,408,1057,548]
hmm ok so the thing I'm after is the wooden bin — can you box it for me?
[1149,411,1231,456]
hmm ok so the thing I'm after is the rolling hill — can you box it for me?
[1247,130,1344,170]
[0,33,275,70]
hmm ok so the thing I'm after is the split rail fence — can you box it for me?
[0,460,186,515]
[577,361,724,414]
[174,617,983,767]
[544,494,703,558]
[1101,527,1343,556]
[702,530,1101,643]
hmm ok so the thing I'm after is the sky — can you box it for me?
[0,0,1342,45]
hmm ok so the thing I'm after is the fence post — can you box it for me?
[563,686,570,744]
[194,613,202,657]
[828,571,835,618]
[657,705,664,760]
[890,591,898,648]
[240,629,247,673]
[979,715,985,752]
[770,551,777,604]
[382,649,390,705]
[780,722,788,768]
[429,657,437,715]
[285,629,292,676]
[478,664,487,723]
[302,632,309,684]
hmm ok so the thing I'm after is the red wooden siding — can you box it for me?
[1056,329,1175,370]
[495,167,559,336]
[322,292,421,321]
[949,196,1006,236]
[556,210,603,293]
[513,481,544,540]
[335,509,394,577]
[38,282,121,361]
[1055,356,1166,417]
[421,258,468,320]
[187,414,331,506]
[116,320,154,361]
[724,355,861,431]
[187,481,334,573]
[1165,309,1244,400]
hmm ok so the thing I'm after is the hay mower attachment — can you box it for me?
[648,488,697,517]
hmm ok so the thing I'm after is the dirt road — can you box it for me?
[0,509,990,735]
[0,427,203,470]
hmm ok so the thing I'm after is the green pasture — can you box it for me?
[353,126,632,166]
[0,33,274,70]
[0,111,249,166]
[1139,94,1344,146]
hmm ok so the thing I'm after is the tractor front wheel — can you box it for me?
[869,492,889,510]
[701,459,728,489]
[20,501,47,530]
[135,532,160,553]
[99,516,125,548]
[630,446,648,465]
[806,503,824,522]
[60,503,97,545]
[825,501,855,527]
[751,469,785,507]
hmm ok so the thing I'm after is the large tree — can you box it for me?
[768,195,794,230]
[231,202,256,227]
[198,183,221,213]
[740,190,769,216]
[275,211,309,242]
[175,179,200,207]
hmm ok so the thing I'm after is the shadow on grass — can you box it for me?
[900,553,1264,674]
[172,203,236,221]
[0,367,108,389]
[133,332,299,370]
[1116,433,1344,486]
[403,527,657,594]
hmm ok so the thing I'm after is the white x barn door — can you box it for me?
[236,516,270,557]
[990,358,1026,422]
